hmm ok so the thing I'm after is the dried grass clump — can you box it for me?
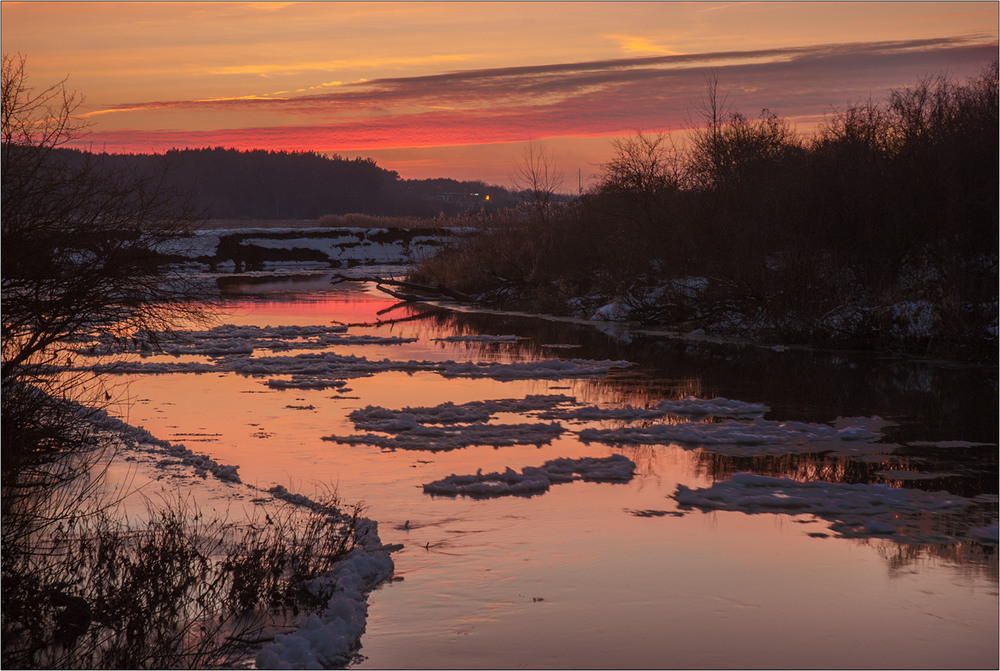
[2,478,362,669]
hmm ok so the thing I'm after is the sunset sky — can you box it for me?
[2,1,997,186]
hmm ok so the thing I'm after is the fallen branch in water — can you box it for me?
[334,307,449,329]
[331,273,473,303]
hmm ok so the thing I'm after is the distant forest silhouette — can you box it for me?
[51,146,518,219]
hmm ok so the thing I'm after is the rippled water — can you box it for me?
[107,273,998,669]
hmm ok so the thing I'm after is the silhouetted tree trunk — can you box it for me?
[1,53,210,486]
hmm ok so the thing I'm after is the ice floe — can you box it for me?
[324,421,566,451]
[423,455,636,498]
[328,395,582,450]
[88,350,632,388]
[349,395,576,429]
[674,472,978,542]
[84,324,414,358]
[906,440,997,448]
[539,396,768,421]
[969,522,999,546]
[580,417,883,455]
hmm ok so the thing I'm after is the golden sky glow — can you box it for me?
[2,1,997,185]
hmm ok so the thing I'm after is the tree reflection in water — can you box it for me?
[428,307,997,576]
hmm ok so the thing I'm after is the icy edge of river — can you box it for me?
[89,409,396,669]
[256,488,396,670]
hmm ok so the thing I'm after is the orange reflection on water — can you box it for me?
[107,286,998,670]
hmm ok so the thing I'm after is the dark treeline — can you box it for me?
[52,146,518,219]
[413,63,999,361]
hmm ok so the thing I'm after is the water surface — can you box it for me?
[110,274,998,669]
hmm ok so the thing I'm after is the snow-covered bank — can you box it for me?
[160,226,471,271]
[256,489,396,669]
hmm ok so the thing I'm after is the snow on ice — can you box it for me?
[674,472,982,543]
[538,395,768,421]
[87,343,633,389]
[423,454,636,497]
[330,395,579,450]
[86,323,414,358]
[324,421,567,451]
[349,395,577,429]
[580,416,884,455]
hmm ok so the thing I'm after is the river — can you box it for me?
[104,271,998,669]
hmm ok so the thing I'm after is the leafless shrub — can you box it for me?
[511,141,564,222]
[2,476,361,669]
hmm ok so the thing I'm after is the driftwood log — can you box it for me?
[331,273,473,303]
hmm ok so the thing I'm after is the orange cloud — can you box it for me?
[607,34,678,56]
[75,37,996,146]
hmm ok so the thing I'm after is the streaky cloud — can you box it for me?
[77,36,998,154]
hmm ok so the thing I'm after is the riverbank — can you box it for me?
[407,65,998,364]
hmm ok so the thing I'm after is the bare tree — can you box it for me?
[511,140,564,221]
[686,71,798,190]
[2,54,210,487]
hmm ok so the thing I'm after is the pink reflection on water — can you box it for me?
[109,287,998,670]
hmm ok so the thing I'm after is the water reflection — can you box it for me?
[109,275,997,667]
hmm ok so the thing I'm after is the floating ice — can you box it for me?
[88,348,632,386]
[674,472,973,541]
[349,395,576,429]
[324,421,566,451]
[969,522,999,546]
[84,323,415,358]
[580,417,881,452]
[654,396,769,418]
[332,396,579,450]
[539,396,768,421]
[423,455,636,498]
[423,468,552,497]
[906,440,997,448]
